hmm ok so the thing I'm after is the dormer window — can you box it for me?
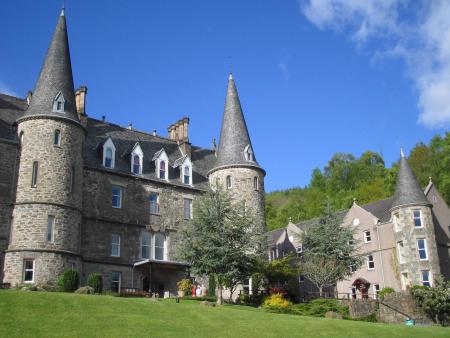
[130,143,143,175]
[103,138,116,169]
[244,144,254,162]
[183,165,191,185]
[52,91,65,113]
[153,149,169,181]
[174,156,193,186]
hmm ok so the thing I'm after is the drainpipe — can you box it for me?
[376,223,386,289]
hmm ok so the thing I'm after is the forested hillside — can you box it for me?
[265,133,450,231]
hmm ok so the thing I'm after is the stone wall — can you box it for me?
[378,292,433,324]
[0,140,19,281]
[209,166,266,232]
[345,299,378,318]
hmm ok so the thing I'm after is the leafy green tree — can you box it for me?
[256,255,299,289]
[177,187,264,305]
[299,205,362,294]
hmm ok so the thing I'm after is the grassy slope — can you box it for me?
[0,291,448,337]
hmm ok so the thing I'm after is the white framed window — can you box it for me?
[417,239,428,260]
[184,198,193,220]
[111,271,121,293]
[31,161,38,188]
[393,213,401,232]
[131,143,143,175]
[52,91,65,113]
[154,233,166,260]
[421,270,431,287]
[373,284,380,299]
[54,129,61,146]
[47,215,55,243]
[111,233,121,257]
[112,186,122,208]
[153,149,169,181]
[103,138,116,169]
[366,255,375,270]
[159,160,167,180]
[226,175,232,189]
[363,230,372,243]
[183,165,191,185]
[149,193,160,214]
[140,231,151,259]
[397,241,405,264]
[413,210,423,228]
[23,259,35,283]
[253,176,259,191]
[296,246,303,257]
[244,144,254,162]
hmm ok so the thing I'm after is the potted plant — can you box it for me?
[177,278,193,297]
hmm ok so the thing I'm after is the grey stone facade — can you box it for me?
[0,10,265,296]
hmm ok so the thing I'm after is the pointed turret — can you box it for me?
[210,74,263,173]
[391,150,430,210]
[21,9,79,123]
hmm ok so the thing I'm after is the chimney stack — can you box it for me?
[168,117,191,157]
[75,86,88,127]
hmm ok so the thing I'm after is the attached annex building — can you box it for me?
[0,10,266,294]
[268,153,450,300]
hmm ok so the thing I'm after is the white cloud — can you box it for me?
[300,0,450,128]
[0,81,19,97]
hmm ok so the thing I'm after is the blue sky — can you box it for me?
[1,1,449,192]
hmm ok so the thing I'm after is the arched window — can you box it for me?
[183,165,191,185]
[105,148,113,168]
[154,233,165,260]
[54,130,61,146]
[253,176,259,191]
[132,154,141,174]
[244,144,254,162]
[226,175,232,189]
[52,91,65,113]
[159,160,166,180]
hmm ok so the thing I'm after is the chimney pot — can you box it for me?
[153,130,157,136]
[102,115,106,122]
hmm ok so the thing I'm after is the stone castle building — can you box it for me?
[268,152,450,300]
[0,10,265,294]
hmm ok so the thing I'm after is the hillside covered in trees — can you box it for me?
[265,133,450,231]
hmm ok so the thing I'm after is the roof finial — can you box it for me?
[429,176,432,183]
[353,197,357,206]
[400,147,405,158]
[228,55,233,80]
[61,0,65,16]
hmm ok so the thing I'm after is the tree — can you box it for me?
[300,255,348,296]
[177,187,264,305]
[299,204,362,295]
[253,255,299,293]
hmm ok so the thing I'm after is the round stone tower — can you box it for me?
[389,150,441,289]
[208,74,266,233]
[3,9,85,286]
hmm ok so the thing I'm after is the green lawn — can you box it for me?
[0,290,447,337]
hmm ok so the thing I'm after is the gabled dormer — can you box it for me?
[152,149,169,181]
[244,144,254,162]
[173,155,193,186]
[131,143,143,175]
[103,137,116,169]
[52,91,65,113]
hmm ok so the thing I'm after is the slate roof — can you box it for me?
[0,94,216,190]
[0,94,26,141]
[391,155,430,209]
[21,9,80,125]
[84,118,216,190]
[361,197,393,223]
[266,228,286,247]
[211,74,263,173]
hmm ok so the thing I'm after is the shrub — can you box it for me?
[378,287,395,301]
[263,293,292,312]
[87,273,103,294]
[75,286,94,294]
[290,298,349,318]
[238,293,265,307]
[57,269,80,292]
[351,312,378,322]
[177,278,193,293]
[410,276,450,326]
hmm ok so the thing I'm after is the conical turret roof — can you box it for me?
[210,74,263,173]
[20,9,80,124]
[391,151,430,210]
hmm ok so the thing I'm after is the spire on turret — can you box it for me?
[391,152,430,210]
[21,9,79,124]
[210,74,263,173]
